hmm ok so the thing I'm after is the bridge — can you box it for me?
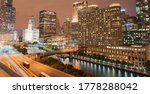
[27,47,79,60]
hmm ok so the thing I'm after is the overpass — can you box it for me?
[28,47,79,59]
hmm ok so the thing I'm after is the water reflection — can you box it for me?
[61,58,144,77]
[74,60,80,70]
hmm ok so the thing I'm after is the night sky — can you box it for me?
[13,0,136,30]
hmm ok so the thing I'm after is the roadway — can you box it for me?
[0,45,29,77]
[11,54,72,77]
[0,45,72,77]
[0,67,11,77]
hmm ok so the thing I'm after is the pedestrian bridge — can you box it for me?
[27,47,79,59]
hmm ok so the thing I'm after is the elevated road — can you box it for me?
[4,54,28,76]
[0,45,73,77]
[0,67,11,77]
[0,54,29,77]
[12,54,73,77]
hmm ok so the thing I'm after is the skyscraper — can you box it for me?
[62,18,71,35]
[23,16,39,42]
[39,10,57,41]
[78,5,99,47]
[136,0,150,44]
[72,1,88,23]
[136,0,150,29]
[0,0,16,32]
[71,1,88,45]
[78,3,122,48]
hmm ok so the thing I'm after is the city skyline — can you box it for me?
[0,0,150,77]
[13,0,136,29]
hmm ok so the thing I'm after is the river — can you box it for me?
[60,58,145,77]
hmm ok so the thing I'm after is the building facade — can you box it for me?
[136,0,150,29]
[85,46,146,69]
[122,0,150,45]
[49,35,69,49]
[70,1,89,46]
[78,4,122,47]
[78,5,99,47]
[39,10,57,40]
[123,30,144,45]
[72,1,88,23]
[136,0,150,44]
[0,32,13,41]
[23,16,39,42]
[0,0,16,32]
[62,18,71,35]
[71,22,79,44]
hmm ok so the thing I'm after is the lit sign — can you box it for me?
[66,18,70,22]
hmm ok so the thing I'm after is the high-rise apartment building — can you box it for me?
[39,10,57,40]
[0,0,16,32]
[78,4,122,48]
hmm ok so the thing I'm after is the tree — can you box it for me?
[122,61,127,67]
[33,41,38,44]
[52,45,59,50]
[22,48,28,54]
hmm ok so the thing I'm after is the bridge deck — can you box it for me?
[29,48,79,59]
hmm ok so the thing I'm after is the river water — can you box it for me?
[60,58,144,77]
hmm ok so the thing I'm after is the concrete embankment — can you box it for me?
[72,56,150,77]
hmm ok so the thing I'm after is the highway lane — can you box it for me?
[0,45,72,77]
[9,55,37,77]
[3,54,29,77]
[12,54,73,77]
[0,45,29,77]
[0,55,19,74]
